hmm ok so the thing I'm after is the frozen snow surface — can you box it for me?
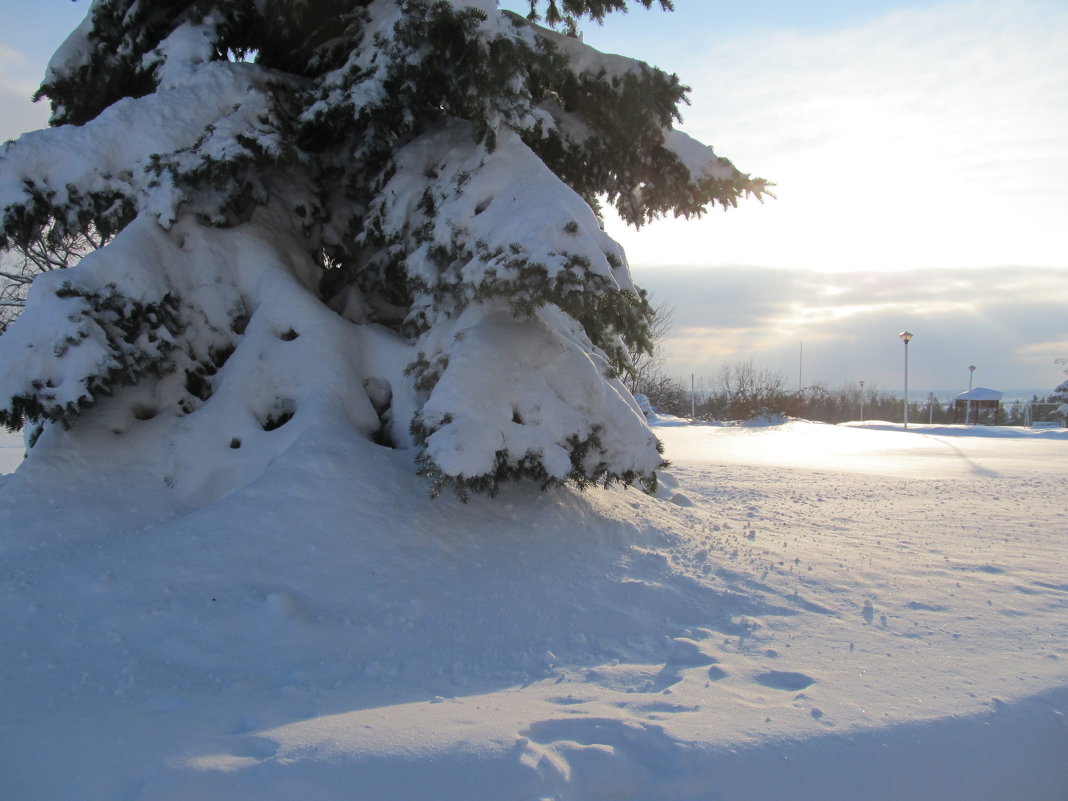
[1,420,1067,800]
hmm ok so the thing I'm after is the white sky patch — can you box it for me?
[0,44,50,143]
[0,91,49,144]
[1017,339,1068,366]
[0,43,37,96]
[668,325,776,363]
[607,0,1068,273]
[0,43,30,69]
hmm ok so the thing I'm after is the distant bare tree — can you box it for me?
[716,360,787,420]
[624,296,673,391]
[0,226,105,332]
[623,297,689,415]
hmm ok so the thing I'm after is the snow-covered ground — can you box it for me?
[2,419,1066,800]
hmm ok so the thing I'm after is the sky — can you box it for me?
[1,0,1066,393]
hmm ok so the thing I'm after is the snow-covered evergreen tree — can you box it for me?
[0,0,765,501]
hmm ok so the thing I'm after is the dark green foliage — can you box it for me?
[0,182,133,255]
[521,0,674,36]
[411,418,663,501]
[0,284,183,430]
[37,1,371,126]
[401,239,653,374]
[404,352,450,394]
[519,62,703,226]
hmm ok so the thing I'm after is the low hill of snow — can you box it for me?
[2,420,1067,800]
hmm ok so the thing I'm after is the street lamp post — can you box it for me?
[899,331,913,429]
[967,365,976,425]
[859,380,865,423]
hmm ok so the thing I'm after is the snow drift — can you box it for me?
[2,420,1066,800]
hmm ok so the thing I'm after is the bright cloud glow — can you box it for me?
[606,0,1068,273]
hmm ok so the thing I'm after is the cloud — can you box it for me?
[635,264,1068,392]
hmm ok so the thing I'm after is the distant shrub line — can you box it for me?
[637,363,1063,426]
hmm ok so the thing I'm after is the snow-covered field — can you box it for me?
[2,419,1066,800]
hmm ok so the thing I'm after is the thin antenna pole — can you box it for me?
[691,373,696,422]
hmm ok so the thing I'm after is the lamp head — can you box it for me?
[899,331,914,343]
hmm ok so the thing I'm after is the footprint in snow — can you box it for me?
[665,637,716,667]
[265,591,304,618]
[518,717,685,798]
[547,695,588,706]
[754,670,816,691]
[862,599,874,624]
[906,601,948,612]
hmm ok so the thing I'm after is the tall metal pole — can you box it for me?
[904,340,909,429]
[691,373,695,422]
[967,365,976,425]
[899,331,914,429]
[859,380,865,423]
